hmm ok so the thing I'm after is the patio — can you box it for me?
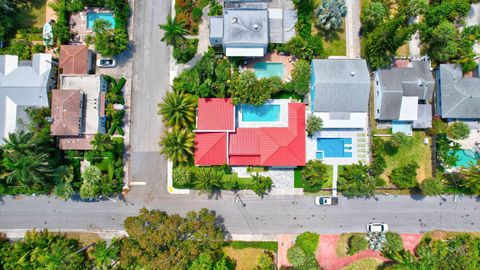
[242,51,295,81]
[69,7,113,44]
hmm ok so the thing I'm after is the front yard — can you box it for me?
[224,241,276,270]
[373,131,432,185]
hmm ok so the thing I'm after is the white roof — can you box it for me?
[0,54,52,143]
[314,112,368,129]
[398,96,418,121]
[225,47,265,57]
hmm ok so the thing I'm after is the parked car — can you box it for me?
[97,57,116,68]
[366,222,389,232]
[314,196,338,206]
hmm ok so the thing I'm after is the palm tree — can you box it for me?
[315,0,347,31]
[2,149,55,188]
[91,239,120,270]
[193,167,223,194]
[90,133,114,153]
[158,91,197,129]
[251,173,273,197]
[159,15,188,47]
[159,127,195,164]
[460,160,480,194]
[2,130,34,154]
[53,165,74,200]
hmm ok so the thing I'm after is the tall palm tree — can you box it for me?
[2,130,34,154]
[90,133,114,153]
[91,239,120,270]
[159,127,195,164]
[251,173,273,197]
[2,150,55,188]
[159,15,188,47]
[315,0,347,31]
[460,160,480,194]
[158,91,197,129]
[193,167,223,194]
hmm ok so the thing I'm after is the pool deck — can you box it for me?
[70,8,114,45]
[453,128,480,150]
[242,52,294,81]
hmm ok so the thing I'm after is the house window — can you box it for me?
[376,109,379,114]
[376,81,378,85]
[376,91,379,96]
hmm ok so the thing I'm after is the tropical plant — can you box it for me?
[447,121,470,140]
[87,19,128,57]
[436,134,460,171]
[53,165,74,200]
[158,91,197,129]
[229,71,272,106]
[193,167,223,194]
[172,38,198,64]
[295,232,319,255]
[460,160,480,194]
[91,239,121,270]
[315,0,347,31]
[383,232,403,254]
[306,115,323,137]
[251,173,273,197]
[348,234,368,255]
[370,154,386,177]
[121,208,224,269]
[338,163,384,197]
[291,59,311,96]
[80,165,102,199]
[390,162,418,189]
[421,177,445,196]
[91,133,114,153]
[301,160,328,192]
[360,1,387,33]
[367,232,386,251]
[159,15,188,47]
[173,166,193,187]
[287,246,307,267]
[257,251,274,270]
[159,127,195,164]
[388,132,412,149]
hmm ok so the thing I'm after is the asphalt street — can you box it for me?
[0,1,479,237]
[1,194,479,235]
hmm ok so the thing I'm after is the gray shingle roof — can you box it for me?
[377,60,434,120]
[209,17,224,39]
[223,9,268,46]
[438,64,480,119]
[311,59,370,112]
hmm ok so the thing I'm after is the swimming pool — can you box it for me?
[253,62,285,79]
[317,138,353,158]
[242,104,281,122]
[454,149,479,168]
[87,12,115,29]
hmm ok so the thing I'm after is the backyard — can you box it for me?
[318,21,347,56]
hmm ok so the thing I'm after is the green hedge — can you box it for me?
[173,38,199,64]
[347,234,368,255]
[228,241,278,251]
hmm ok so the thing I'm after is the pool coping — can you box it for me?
[237,99,289,128]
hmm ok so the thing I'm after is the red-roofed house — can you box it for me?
[59,45,93,74]
[194,98,306,166]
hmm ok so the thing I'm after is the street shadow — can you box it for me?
[0,195,4,206]
[115,41,136,67]
[410,193,426,201]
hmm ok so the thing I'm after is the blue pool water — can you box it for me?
[87,12,115,29]
[242,104,281,122]
[454,149,479,168]
[317,138,353,158]
[253,62,285,79]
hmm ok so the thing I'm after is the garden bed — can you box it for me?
[172,165,254,190]
[336,233,367,257]
[342,258,384,270]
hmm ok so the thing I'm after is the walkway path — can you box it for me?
[345,0,361,58]
[277,234,295,268]
[332,165,338,197]
[401,234,422,252]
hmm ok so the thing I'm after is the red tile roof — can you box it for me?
[58,134,94,150]
[194,99,306,166]
[196,98,235,131]
[60,45,90,74]
[51,89,82,136]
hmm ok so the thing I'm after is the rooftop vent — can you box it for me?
[252,23,261,31]
[350,71,355,77]
[231,17,238,24]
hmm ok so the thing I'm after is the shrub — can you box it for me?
[279,36,325,61]
[307,115,323,137]
[192,7,203,22]
[390,162,418,189]
[208,0,223,16]
[291,59,311,96]
[447,122,470,140]
[229,71,272,106]
[257,252,274,270]
[347,234,368,255]
[388,132,411,149]
[295,232,319,255]
[370,155,386,177]
[173,38,199,64]
[384,232,403,253]
[251,173,273,197]
[428,117,447,136]
[173,166,193,187]
[31,44,45,54]
[301,160,328,192]
[421,177,444,196]
[287,246,307,268]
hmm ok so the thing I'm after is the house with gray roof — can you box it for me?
[209,0,297,57]
[0,54,53,144]
[437,64,480,120]
[307,59,371,165]
[374,60,434,135]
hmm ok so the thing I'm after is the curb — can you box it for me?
[0,229,128,240]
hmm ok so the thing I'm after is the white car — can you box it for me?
[314,196,338,206]
[96,57,116,68]
[366,222,389,232]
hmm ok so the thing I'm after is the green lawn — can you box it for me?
[228,241,278,251]
[294,165,334,190]
[336,233,367,257]
[374,132,432,185]
[176,166,254,190]
[321,22,347,57]
[324,165,334,188]
[224,247,273,270]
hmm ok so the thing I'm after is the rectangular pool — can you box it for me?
[317,138,353,158]
[253,62,285,79]
[242,104,281,122]
[87,12,115,29]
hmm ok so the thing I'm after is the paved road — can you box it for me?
[1,194,479,236]
[128,0,170,201]
[345,0,361,58]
